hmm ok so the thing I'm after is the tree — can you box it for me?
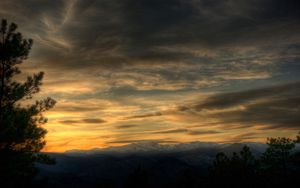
[239,146,256,173]
[208,135,300,187]
[295,131,300,143]
[260,137,295,176]
[0,19,56,187]
[258,136,299,186]
[209,146,257,187]
[209,152,231,185]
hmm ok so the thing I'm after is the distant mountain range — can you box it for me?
[39,142,282,187]
[63,141,268,156]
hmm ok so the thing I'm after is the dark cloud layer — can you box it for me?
[1,0,299,96]
[213,96,300,129]
[190,82,300,129]
[123,0,300,49]
[194,82,300,110]
[1,0,299,71]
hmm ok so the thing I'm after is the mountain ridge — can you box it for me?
[63,141,267,156]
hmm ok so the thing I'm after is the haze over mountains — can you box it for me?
[64,141,267,156]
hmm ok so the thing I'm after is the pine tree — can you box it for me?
[0,19,56,187]
[260,137,295,176]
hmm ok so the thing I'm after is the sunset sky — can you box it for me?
[1,0,299,152]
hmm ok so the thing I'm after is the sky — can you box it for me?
[1,0,300,152]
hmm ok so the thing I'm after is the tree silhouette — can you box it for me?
[209,152,231,186]
[208,134,300,187]
[260,137,295,176]
[0,19,56,187]
[209,146,258,187]
[239,146,256,175]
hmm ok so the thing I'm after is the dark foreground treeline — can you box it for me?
[37,134,300,188]
[2,134,300,188]
[118,135,300,188]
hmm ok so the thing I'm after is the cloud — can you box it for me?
[187,82,300,130]
[152,128,221,135]
[115,124,138,129]
[100,82,300,130]
[82,119,106,123]
[153,128,188,134]
[58,120,80,124]
[230,132,261,142]
[2,0,299,82]
[123,112,163,120]
[121,0,299,47]
[188,130,221,136]
[107,139,176,144]
[59,118,106,125]
[126,82,300,130]
[194,82,300,110]
[212,96,300,129]
[54,106,101,113]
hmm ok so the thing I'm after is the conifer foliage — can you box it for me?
[0,19,56,187]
